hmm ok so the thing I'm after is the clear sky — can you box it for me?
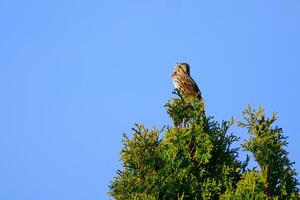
[0,0,299,199]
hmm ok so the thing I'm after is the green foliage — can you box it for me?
[109,98,299,200]
[109,125,163,200]
[221,170,266,200]
[238,106,299,199]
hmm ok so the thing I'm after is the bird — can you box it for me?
[171,62,202,100]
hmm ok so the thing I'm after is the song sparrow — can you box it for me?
[171,63,202,100]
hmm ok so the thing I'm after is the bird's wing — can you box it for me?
[181,75,202,99]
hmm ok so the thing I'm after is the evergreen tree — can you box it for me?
[109,96,299,199]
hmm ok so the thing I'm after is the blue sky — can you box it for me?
[0,0,300,199]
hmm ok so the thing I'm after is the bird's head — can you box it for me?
[172,62,190,77]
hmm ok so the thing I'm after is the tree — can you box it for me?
[109,96,299,199]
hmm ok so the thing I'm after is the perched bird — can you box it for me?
[171,63,202,100]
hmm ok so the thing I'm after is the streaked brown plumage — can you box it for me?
[171,63,202,100]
